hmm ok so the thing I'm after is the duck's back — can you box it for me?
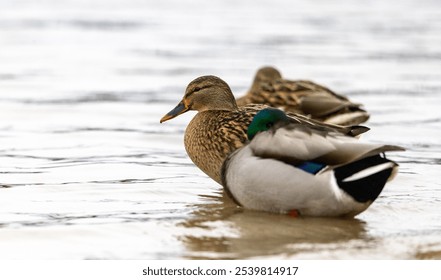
[237,79,369,126]
[237,80,341,107]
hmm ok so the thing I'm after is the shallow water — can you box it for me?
[1,0,441,259]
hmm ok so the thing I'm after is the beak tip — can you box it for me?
[159,101,188,124]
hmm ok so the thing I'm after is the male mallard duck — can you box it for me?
[236,66,370,126]
[221,108,404,217]
[160,75,368,185]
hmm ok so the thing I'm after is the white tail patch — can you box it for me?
[325,111,369,126]
[342,162,396,182]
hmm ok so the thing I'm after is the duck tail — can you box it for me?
[333,154,398,203]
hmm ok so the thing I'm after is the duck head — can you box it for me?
[250,66,282,91]
[253,66,282,84]
[247,108,289,140]
[160,75,238,123]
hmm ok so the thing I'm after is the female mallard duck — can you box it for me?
[221,108,404,217]
[236,66,370,126]
[160,75,368,185]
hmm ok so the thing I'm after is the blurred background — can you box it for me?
[0,0,441,259]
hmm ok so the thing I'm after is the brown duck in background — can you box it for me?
[236,66,370,126]
[160,75,368,184]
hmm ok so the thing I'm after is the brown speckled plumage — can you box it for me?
[160,75,368,184]
[236,66,370,126]
[184,108,259,183]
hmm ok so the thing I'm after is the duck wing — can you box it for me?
[249,123,404,166]
[299,93,365,117]
[285,111,369,136]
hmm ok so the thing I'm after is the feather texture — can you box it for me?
[236,66,370,126]
[250,123,403,166]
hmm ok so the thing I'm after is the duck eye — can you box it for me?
[265,122,274,129]
[194,87,201,92]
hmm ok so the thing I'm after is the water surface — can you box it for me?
[1,0,441,259]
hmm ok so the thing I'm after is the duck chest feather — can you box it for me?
[184,110,251,184]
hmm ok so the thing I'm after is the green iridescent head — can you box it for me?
[247,108,289,140]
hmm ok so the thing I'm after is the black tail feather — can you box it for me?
[334,155,395,203]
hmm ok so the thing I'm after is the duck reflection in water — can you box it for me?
[178,191,369,259]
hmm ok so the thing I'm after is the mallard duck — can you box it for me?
[236,66,370,126]
[221,108,404,217]
[160,75,369,185]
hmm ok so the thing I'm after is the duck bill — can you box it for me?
[160,101,189,123]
